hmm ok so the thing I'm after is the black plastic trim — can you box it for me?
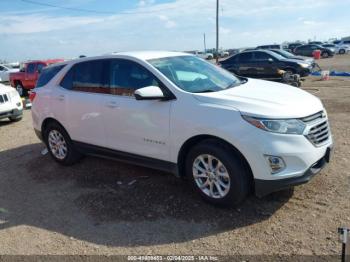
[254,147,332,197]
[73,141,179,176]
[0,108,23,120]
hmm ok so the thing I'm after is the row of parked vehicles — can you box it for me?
[257,40,350,56]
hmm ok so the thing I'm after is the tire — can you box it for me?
[16,83,27,97]
[321,52,329,58]
[339,49,345,54]
[43,122,83,165]
[185,139,250,206]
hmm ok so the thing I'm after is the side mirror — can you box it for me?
[134,86,165,100]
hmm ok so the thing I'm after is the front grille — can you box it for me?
[0,94,9,104]
[301,111,330,146]
[300,111,324,123]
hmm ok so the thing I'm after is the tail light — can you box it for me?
[29,91,36,102]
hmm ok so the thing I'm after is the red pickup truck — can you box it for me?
[10,59,64,96]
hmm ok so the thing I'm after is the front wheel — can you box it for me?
[339,49,345,54]
[44,122,83,165]
[321,52,329,58]
[186,140,250,206]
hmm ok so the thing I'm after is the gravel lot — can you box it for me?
[0,55,349,258]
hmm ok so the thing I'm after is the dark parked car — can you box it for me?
[285,43,303,53]
[309,41,324,45]
[294,44,334,58]
[270,49,314,64]
[256,44,281,50]
[219,50,312,79]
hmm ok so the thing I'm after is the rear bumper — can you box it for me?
[254,146,332,197]
[0,108,23,120]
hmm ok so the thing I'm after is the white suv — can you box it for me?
[31,51,333,206]
[0,83,23,122]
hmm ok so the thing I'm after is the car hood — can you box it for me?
[293,56,314,63]
[193,78,323,118]
[281,58,308,64]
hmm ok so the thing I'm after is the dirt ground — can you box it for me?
[0,55,349,259]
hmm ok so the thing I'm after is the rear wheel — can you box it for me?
[339,49,345,54]
[186,140,250,206]
[44,122,82,165]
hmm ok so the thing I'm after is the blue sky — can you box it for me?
[0,0,349,61]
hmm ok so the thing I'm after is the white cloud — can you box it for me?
[0,15,104,34]
[0,0,349,61]
[138,0,155,7]
[158,15,177,28]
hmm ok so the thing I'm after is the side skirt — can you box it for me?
[72,141,179,176]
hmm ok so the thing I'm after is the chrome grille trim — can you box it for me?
[300,111,324,123]
[302,111,330,147]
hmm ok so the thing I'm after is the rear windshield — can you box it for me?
[36,65,65,88]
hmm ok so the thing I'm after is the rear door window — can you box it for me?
[238,52,253,62]
[253,52,272,61]
[36,65,65,88]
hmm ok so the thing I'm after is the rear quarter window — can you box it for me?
[36,65,65,88]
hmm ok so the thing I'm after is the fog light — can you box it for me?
[265,155,286,174]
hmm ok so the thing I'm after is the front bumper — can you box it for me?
[254,146,332,197]
[0,108,23,120]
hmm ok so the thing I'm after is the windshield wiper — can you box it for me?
[193,89,215,93]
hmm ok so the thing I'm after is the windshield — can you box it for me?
[268,51,287,60]
[148,55,242,93]
[275,49,294,58]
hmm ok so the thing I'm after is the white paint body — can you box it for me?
[31,51,333,182]
[0,65,19,82]
[0,83,23,115]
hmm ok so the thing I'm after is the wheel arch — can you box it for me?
[177,134,254,184]
[41,117,69,140]
[283,67,296,74]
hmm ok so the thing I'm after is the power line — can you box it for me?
[21,0,115,14]
[21,0,176,15]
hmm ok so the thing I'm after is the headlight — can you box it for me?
[242,115,306,134]
[298,63,310,68]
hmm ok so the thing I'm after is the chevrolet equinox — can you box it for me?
[31,51,333,206]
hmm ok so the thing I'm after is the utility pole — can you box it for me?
[216,0,219,64]
[203,33,206,53]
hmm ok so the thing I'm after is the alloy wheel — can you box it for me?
[192,154,230,199]
[48,130,68,160]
